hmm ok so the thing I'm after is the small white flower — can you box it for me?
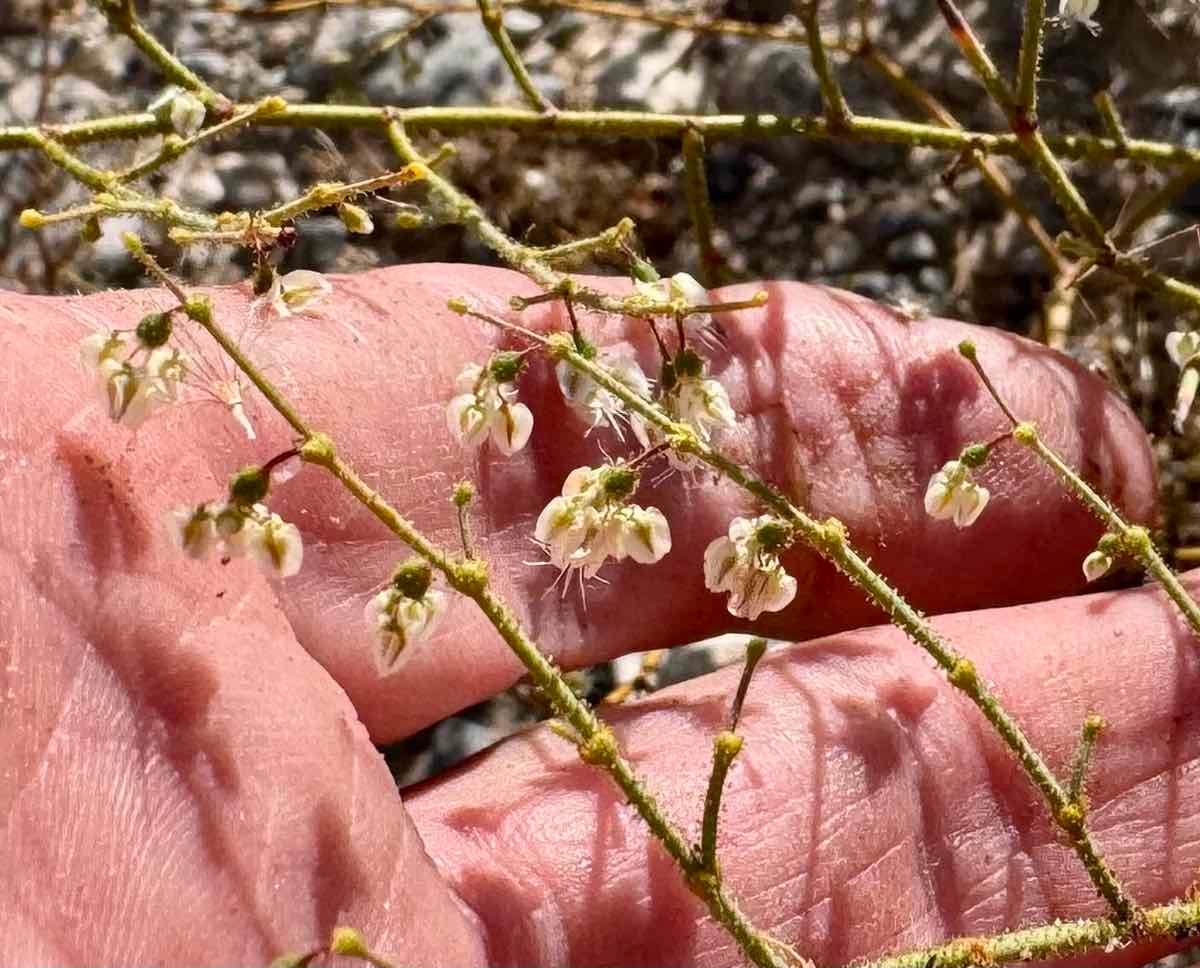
[166,500,304,579]
[1167,331,1200,433]
[79,330,189,428]
[1166,330,1200,367]
[703,515,797,620]
[242,511,304,578]
[533,464,671,585]
[165,503,221,560]
[1059,0,1099,32]
[555,346,652,447]
[1082,549,1112,583]
[169,91,206,138]
[366,586,446,676]
[265,269,333,317]
[673,376,736,435]
[924,460,990,528]
[446,359,534,456]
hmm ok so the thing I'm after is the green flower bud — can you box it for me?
[135,311,173,349]
[489,350,523,384]
[391,558,433,600]
[229,465,269,507]
[338,203,374,235]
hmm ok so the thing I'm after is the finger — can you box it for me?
[3,267,1156,742]
[406,573,1200,968]
[0,312,486,964]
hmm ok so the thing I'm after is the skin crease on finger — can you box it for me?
[0,264,1158,745]
[406,574,1200,968]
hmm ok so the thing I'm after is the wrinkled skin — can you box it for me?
[1,264,1194,967]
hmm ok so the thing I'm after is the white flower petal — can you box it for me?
[1082,550,1112,583]
[622,506,672,564]
[667,272,708,307]
[250,514,304,578]
[165,505,220,560]
[1175,367,1200,433]
[447,393,489,446]
[490,401,534,455]
[703,535,741,593]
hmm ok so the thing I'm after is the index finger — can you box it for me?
[4,266,1157,742]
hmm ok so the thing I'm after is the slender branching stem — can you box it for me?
[476,0,556,112]
[124,238,796,968]
[1068,714,1105,804]
[862,44,1066,273]
[860,898,1200,968]
[1093,91,1129,153]
[463,304,1139,922]
[959,342,1200,640]
[936,0,1110,248]
[1015,0,1046,122]
[681,129,719,287]
[92,0,230,110]
[796,1,853,128]
[699,731,743,874]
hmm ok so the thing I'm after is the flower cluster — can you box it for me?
[165,463,303,579]
[555,344,652,446]
[447,352,534,455]
[535,463,671,583]
[703,515,798,620]
[923,455,990,528]
[166,500,303,578]
[657,348,736,465]
[365,559,446,676]
[80,311,188,428]
[1167,330,1200,433]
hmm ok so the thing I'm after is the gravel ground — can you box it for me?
[3,3,1200,963]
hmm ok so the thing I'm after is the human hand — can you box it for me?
[2,265,1191,967]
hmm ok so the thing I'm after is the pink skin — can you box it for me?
[0,265,1185,966]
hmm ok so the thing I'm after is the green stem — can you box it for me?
[476,0,556,112]
[92,0,229,109]
[1068,714,1104,804]
[681,128,720,287]
[860,898,1200,968]
[8,104,1200,169]
[544,334,1140,923]
[1093,90,1129,152]
[796,1,853,128]
[1023,427,1200,637]
[1015,0,1046,121]
[699,731,743,874]
[937,0,1110,248]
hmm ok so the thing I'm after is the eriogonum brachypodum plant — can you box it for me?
[534,462,672,587]
[366,558,447,676]
[447,351,535,455]
[22,0,1200,962]
[166,460,304,579]
[923,443,992,528]
[703,515,798,620]
[80,309,188,429]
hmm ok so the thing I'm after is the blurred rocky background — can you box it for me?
[3,10,1200,957]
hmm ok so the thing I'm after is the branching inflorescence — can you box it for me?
[13,0,1200,965]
